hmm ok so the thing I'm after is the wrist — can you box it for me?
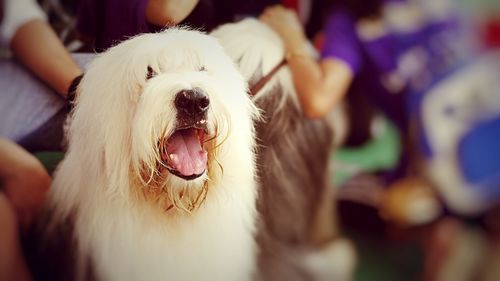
[285,49,310,62]
[283,31,307,50]
[284,41,310,62]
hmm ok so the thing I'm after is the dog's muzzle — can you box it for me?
[160,89,210,181]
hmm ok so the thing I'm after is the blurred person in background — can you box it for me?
[76,0,281,52]
[263,1,500,279]
[1,0,81,97]
[0,138,50,281]
[0,0,83,279]
[260,0,500,217]
[261,0,420,192]
[0,0,84,152]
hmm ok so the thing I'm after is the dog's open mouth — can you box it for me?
[161,127,208,181]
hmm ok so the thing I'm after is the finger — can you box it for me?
[260,13,273,24]
[262,11,282,23]
[259,15,269,24]
[259,11,268,21]
[273,4,284,10]
[265,7,277,16]
[262,6,275,15]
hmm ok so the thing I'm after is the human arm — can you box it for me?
[260,5,354,119]
[145,0,199,27]
[10,19,83,98]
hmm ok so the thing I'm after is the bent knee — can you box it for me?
[0,193,20,242]
[23,161,51,190]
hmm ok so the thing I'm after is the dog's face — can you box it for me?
[70,29,254,212]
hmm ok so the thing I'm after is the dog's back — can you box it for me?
[212,18,354,281]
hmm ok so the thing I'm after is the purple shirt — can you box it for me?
[76,0,277,52]
[321,3,470,131]
[77,0,153,52]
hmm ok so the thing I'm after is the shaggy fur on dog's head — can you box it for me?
[56,28,257,213]
[212,19,353,281]
[46,28,260,281]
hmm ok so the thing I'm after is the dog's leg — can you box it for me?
[309,182,338,246]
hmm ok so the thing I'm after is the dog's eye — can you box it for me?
[199,66,207,72]
[146,66,157,80]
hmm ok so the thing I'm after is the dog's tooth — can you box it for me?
[169,154,178,164]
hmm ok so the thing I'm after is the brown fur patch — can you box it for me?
[254,84,338,280]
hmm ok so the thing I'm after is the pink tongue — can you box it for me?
[165,129,207,176]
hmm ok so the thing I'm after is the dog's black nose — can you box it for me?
[174,88,210,115]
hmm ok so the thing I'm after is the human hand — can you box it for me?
[0,140,50,232]
[260,5,307,51]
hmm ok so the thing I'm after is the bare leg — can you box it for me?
[0,139,51,280]
[0,193,32,281]
[0,139,50,230]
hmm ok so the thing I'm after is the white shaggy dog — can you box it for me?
[37,29,259,281]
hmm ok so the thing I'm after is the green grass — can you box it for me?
[35,151,65,175]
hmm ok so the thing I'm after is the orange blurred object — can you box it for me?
[379,177,442,227]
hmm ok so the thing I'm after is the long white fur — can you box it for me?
[48,29,259,281]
